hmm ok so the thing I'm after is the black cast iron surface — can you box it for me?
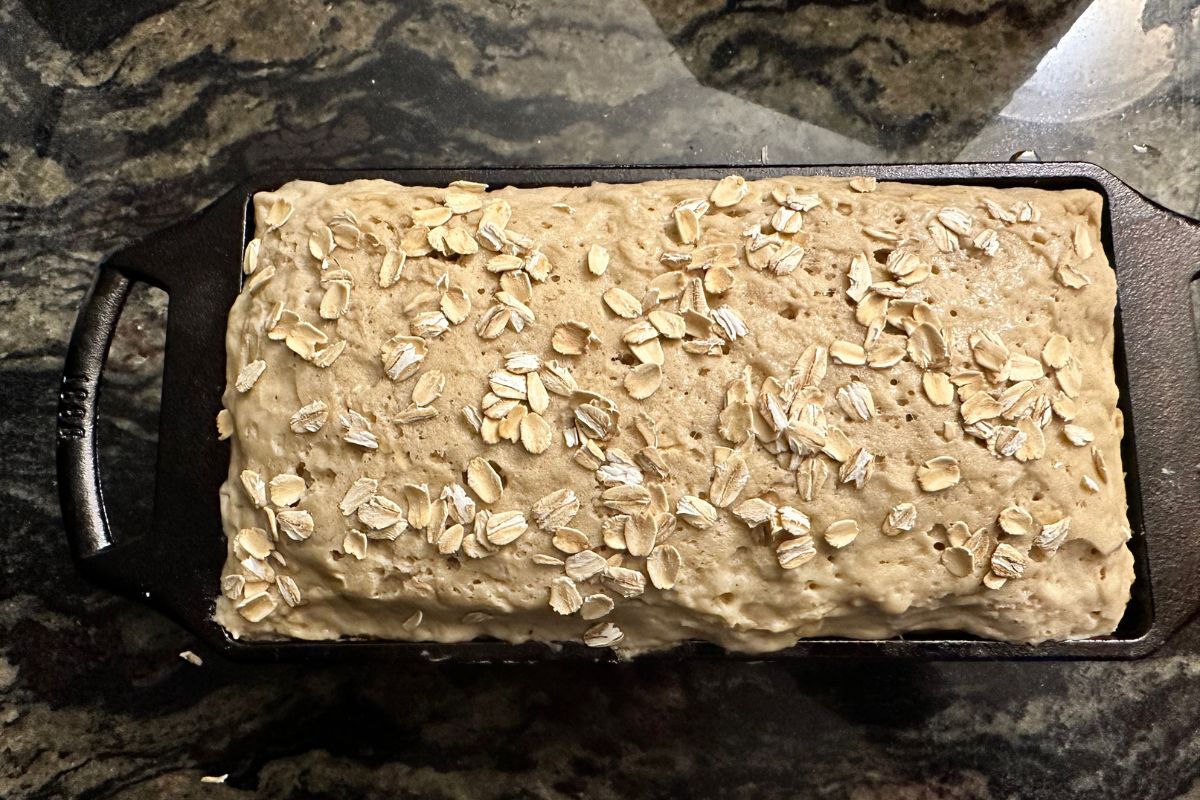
[57,163,1200,661]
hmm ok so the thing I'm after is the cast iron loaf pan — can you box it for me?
[57,163,1200,661]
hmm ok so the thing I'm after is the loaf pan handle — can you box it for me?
[57,184,248,634]
[57,262,137,559]
[1106,175,1200,649]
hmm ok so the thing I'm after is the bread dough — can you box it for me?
[216,176,1132,654]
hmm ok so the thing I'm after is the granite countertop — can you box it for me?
[3,1,1200,797]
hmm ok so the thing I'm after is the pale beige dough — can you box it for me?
[216,176,1133,655]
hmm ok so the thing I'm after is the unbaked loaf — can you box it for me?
[215,175,1133,654]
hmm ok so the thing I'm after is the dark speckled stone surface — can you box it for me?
[2,0,1200,797]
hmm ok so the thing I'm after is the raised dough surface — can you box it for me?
[216,176,1133,654]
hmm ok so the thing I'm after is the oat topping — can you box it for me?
[945,521,970,548]
[867,344,905,369]
[796,457,828,502]
[814,427,849,463]
[888,250,929,286]
[552,321,599,355]
[339,478,377,516]
[883,503,917,536]
[768,243,806,275]
[276,509,314,541]
[549,577,584,615]
[849,176,877,193]
[1014,416,1045,462]
[553,527,590,554]
[677,495,718,529]
[927,220,958,252]
[235,360,267,392]
[981,198,1015,223]
[969,330,1010,382]
[602,564,647,598]
[339,530,368,559]
[519,412,553,454]
[824,519,860,548]
[709,449,750,508]
[1041,334,1071,369]
[619,364,663,403]
[311,340,346,369]
[622,319,658,346]
[235,527,273,560]
[729,497,774,529]
[990,543,1027,580]
[1035,517,1072,555]
[973,228,1000,256]
[961,392,1004,424]
[216,408,234,440]
[1057,263,1092,289]
[854,291,888,326]
[704,264,736,295]
[381,335,427,381]
[580,594,615,620]
[268,474,306,507]
[412,370,446,408]
[922,372,953,406]
[917,456,961,492]
[771,206,803,234]
[565,550,607,582]
[339,410,378,449]
[240,469,267,508]
[844,253,873,302]
[792,344,829,388]
[241,238,263,276]
[907,321,945,371]
[404,484,431,528]
[237,592,277,622]
[442,483,477,525]
[289,400,328,433]
[936,207,972,236]
[532,488,581,531]
[485,510,528,546]
[1073,223,1094,259]
[839,448,875,489]
[830,340,867,366]
[243,263,276,294]
[411,310,450,339]
[1063,424,1094,446]
[357,495,406,532]
[777,536,817,569]
[583,621,624,647]
[1092,446,1109,483]
[711,306,748,341]
[674,203,703,244]
[646,545,682,590]
[467,457,504,504]
[587,243,610,276]
[836,381,876,422]
[308,226,335,262]
[603,287,643,319]
[1056,359,1082,398]
[942,546,975,577]
[997,505,1035,537]
[263,196,294,230]
[710,175,748,207]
